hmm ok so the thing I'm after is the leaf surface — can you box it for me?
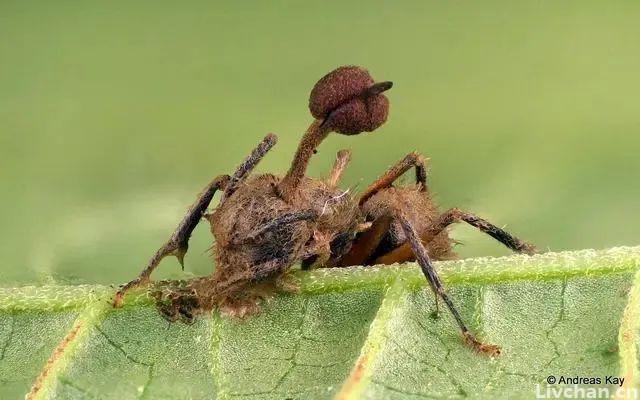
[1,247,639,400]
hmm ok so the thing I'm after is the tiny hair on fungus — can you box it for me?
[114,65,536,356]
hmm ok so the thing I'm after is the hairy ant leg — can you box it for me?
[359,152,428,205]
[223,133,278,200]
[396,213,501,356]
[326,150,352,188]
[437,208,536,254]
[113,134,278,307]
[376,208,536,265]
[113,174,230,306]
[243,209,318,243]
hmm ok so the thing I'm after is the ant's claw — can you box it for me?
[522,244,537,255]
[173,246,187,271]
[463,332,501,357]
[112,293,124,308]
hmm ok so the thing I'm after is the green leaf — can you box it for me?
[1,247,639,400]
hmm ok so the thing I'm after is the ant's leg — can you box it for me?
[326,150,352,188]
[396,213,501,356]
[235,210,318,244]
[438,208,536,254]
[343,152,427,266]
[375,208,535,265]
[217,134,278,250]
[359,152,427,205]
[114,134,278,307]
[113,174,230,306]
[223,133,278,200]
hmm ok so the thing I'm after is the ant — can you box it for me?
[113,66,535,356]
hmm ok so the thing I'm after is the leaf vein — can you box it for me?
[0,315,14,362]
[618,268,640,390]
[334,280,406,400]
[25,300,111,400]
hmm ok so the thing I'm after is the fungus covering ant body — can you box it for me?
[114,66,535,356]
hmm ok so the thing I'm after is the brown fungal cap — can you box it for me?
[309,66,373,118]
[309,66,392,135]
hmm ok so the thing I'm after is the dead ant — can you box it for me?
[113,66,535,356]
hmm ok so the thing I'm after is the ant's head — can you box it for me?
[309,66,392,135]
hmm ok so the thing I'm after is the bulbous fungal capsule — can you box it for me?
[309,66,392,135]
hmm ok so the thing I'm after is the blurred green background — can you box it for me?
[1,1,639,286]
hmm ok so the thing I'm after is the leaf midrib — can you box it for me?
[2,246,639,312]
[2,245,639,400]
